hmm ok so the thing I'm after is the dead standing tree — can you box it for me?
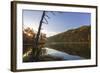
[32,11,50,61]
[31,11,62,61]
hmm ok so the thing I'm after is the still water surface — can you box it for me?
[43,47,84,60]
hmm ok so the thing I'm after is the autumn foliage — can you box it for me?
[23,27,47,57]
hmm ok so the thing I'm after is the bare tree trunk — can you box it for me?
[32,11,45,61]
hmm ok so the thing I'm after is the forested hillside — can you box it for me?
[47,25,91,43]
[46,25,91,58]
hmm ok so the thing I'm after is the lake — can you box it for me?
[23,46,84,62]
[43,47,84,60]
[45,42,90,59]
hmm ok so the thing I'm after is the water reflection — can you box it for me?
[44,48,84,60]
[46,42,91,59]
[23,45,85,62]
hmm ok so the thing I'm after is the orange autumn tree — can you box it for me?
[23,27,47,61]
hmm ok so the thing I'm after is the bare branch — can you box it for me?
[42,21,48,24]
[43,17,48,24]
[45,14,50,19]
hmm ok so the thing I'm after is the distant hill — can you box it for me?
[46,25,91,59]
[47,25,91,43]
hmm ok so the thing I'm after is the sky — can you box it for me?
[23,10,91,37]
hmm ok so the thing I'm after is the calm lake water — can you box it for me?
[43,47,84,60]
[23,46,84,62]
